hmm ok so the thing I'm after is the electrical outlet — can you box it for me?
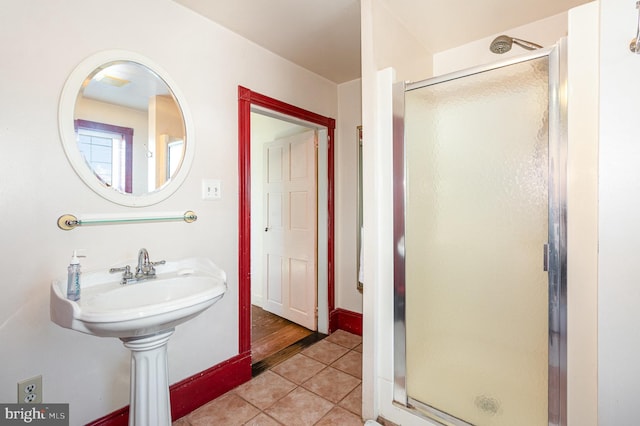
[17,375,42,404]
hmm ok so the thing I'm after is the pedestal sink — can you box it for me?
[50,257,227,426]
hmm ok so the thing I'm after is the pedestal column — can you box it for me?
[121,330,174,426]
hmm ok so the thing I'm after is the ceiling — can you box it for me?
[173,0,590,84]
[82,62,171,110]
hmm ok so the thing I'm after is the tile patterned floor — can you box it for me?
[173,330,364,426]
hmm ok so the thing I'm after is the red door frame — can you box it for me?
[238,86,336,354]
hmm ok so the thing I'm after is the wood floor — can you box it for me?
[251,305,313,362]
[251,305,320,375]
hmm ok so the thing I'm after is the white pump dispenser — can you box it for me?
[66,250,84,301]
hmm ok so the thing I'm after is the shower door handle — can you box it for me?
[543,243,549,272]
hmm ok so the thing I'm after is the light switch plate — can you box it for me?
[202,179,221,200]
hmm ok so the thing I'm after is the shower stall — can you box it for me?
[392,41,567,426]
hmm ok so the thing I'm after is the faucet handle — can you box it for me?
[145,260,165,277]
[109,265,133,278]
[109,265,134,284]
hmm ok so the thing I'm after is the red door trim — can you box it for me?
[238,86,336,353]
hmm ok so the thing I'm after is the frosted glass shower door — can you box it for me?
[404,57,550,425]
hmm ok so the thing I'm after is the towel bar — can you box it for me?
[57,211,197,230]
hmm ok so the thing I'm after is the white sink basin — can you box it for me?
[50,257,227,338]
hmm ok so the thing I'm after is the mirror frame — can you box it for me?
[58,50,195,207]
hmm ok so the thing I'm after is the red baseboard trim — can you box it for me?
[329,308,363,336]
[88,406,128,426]
[170,351,252,419]
[87,351,252,426]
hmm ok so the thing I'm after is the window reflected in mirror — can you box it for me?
[166,137,184,180]
[74,61,186,196]
[75,119,133,193]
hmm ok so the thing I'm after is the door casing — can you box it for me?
[238,86,336,355]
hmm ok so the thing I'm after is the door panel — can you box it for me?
[290,191,309,229]
[266,192,283,231]
[263,130,317,330]
[266,254,283,305]
[289,258,309,313]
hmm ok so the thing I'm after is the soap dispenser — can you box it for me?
[66,250,83,301]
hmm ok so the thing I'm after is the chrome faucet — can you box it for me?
[136,248,152,278]
[109,248,165,285]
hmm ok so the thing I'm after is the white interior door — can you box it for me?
[263,130,317,330]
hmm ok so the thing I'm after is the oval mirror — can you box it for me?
[59,50,194,207]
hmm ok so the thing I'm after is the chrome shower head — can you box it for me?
[489,35,543,54]
[489,35,513,54]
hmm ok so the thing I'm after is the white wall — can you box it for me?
[362,1,600,425]
[433,12,569,76]
[566,3,599,424]
[361,1,438,418]
[336,78,363,313]
[598,0,640,424]
[361,0,438,418]
[361,2,378,418]
[371,0,433,83]
[0,1,337,424]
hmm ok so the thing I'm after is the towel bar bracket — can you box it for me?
[630,1,640,53]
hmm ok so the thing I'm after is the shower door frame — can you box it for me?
[392,39,567,426]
